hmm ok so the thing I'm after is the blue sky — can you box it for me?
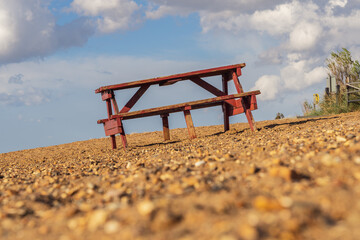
[1,0,359,153]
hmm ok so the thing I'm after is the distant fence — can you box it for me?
[346,81,360,107]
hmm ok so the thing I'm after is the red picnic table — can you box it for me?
[95,63,261,149]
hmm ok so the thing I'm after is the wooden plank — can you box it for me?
[120,126,127,150]
[95,63,246,93]
[97,102,222,124]
[110,91,260,120]
[183,110,196,139]
[346,84,360,91]
[111,136,116,149]
[161,114,170,141]
[120,84,150,113]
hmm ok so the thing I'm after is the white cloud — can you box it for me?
[280,60,327,90]
[0,0,94,65]
[326,0,348,13]
[146,5,186,20]
[71,0,140,33]
[250,1,307,36]
[251,59,327,101]
[251,75,282,100]
[0,8,15,55]
[288,22,323,51]
[146,0,289,18]
[304,66,328,86]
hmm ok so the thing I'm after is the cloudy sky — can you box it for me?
[1,0,359,153]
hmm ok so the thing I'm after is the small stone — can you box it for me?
[137,200,155,216]
[238,224,258,240]
[253,196,282,211]
[15,201,25,208]
[79,203,94,212]
[346,134,356,140]
[205,155,221,162]
[207,162,217,170]
[195,160,206,167]
[168,183,183,195]
[268,166,293,181]
[150,209,183,231]
[272,158,282,165]
[315,177,330,186]
[126,162,132,169]
[321,154,341,167]
[103,189,123,202]
[87,210,108,231]
[248,165,261,174]
[279,196,293,208]
[182,176,200,188]
[354,157,360,165]
[104,220,120,234]
[336,136,347,143]
[160,173,174,181]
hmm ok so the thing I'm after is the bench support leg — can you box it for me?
[119,123,127,150]
[161,114,170,141]
[242,96,256,131]
[245,109,256,131]
[222,74,230,132]
[120,133,127,150]
[110,135,117,149]
[232,70,256,132]
[183,110,197,139]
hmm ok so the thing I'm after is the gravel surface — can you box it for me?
[1,112,360,240]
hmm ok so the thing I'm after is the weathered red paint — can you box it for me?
[222,73,230,132]
[97,91,260,122]
[232,71,244,94]
[96,63,260,150]
[104,118,123,136]
[120,84,150,113]
[228,95,258,116]
[161,114,170,141]
[184,110,196,139]
[101,90,114,101]
[95,63,246,93]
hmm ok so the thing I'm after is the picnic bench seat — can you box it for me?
[95,63,261,150]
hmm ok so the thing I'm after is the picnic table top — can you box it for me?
[95,63,246,93]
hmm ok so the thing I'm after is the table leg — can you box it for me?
[232,70,256,132]
[245,109,256,131]
[183,110,196,139]
[222,74,230,132]
[119,122,127,150]
[161,114,170,141]
[110,135,117,149]
[106,99,118,149]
